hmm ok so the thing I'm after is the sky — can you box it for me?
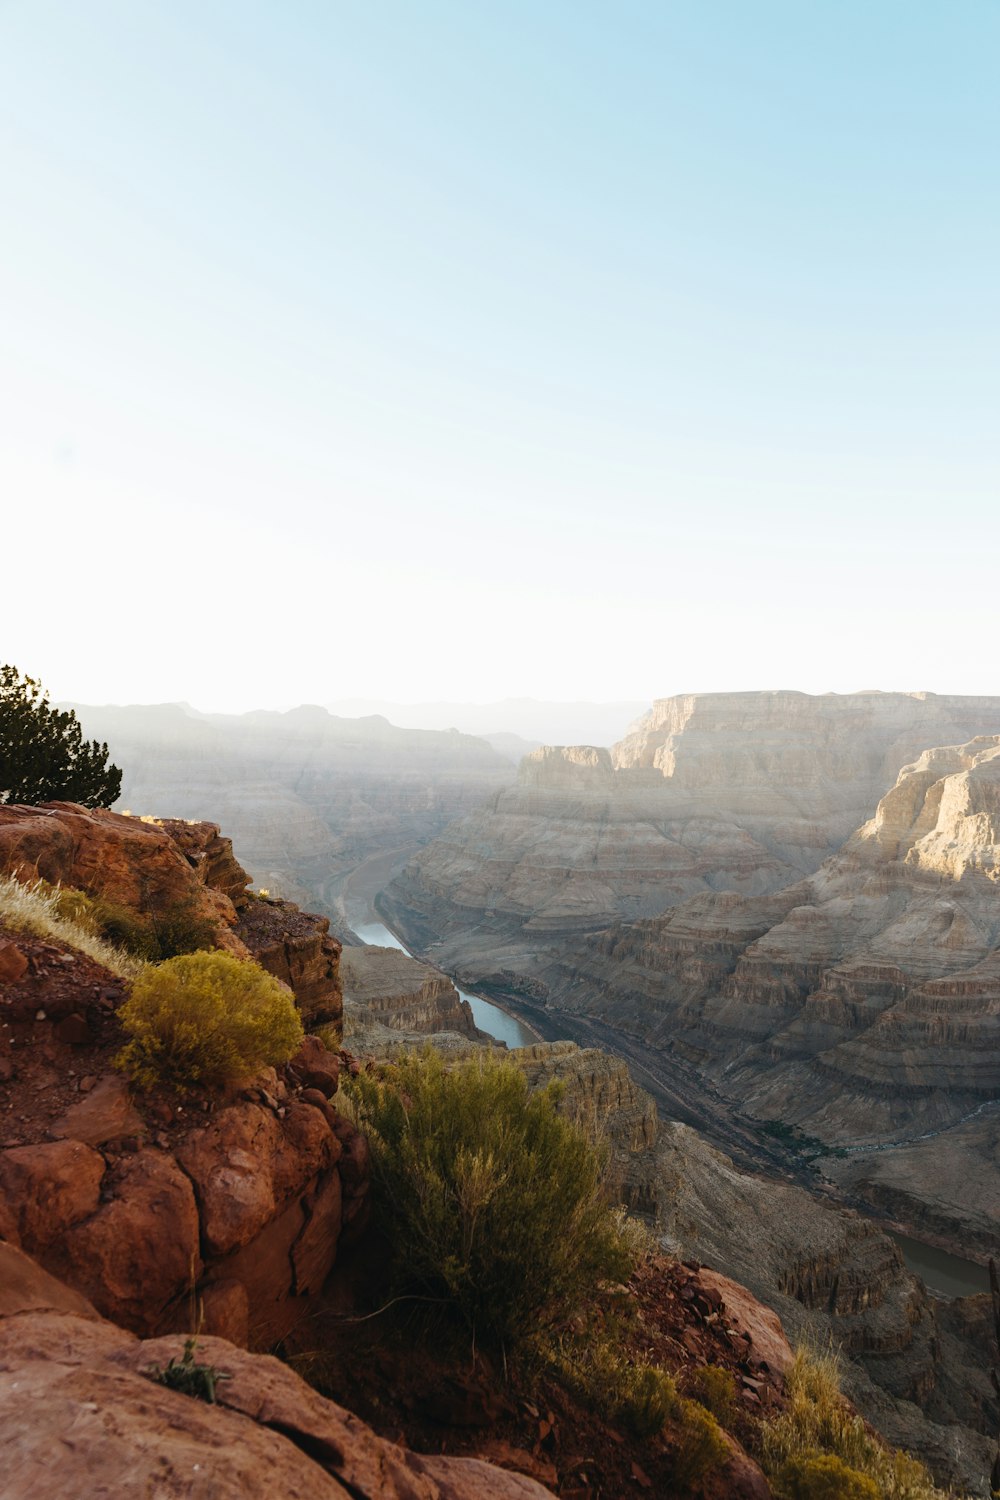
[2,1,998,713]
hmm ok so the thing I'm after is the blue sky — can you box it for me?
[2,2,998,711]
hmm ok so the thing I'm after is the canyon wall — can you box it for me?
[382,691,1000,965]
[70,702,515,918]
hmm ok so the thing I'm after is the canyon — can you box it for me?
[69,701,515,925]
[380,694,1000,1253]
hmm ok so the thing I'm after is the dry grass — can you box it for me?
[0,873,147,980]
[761,1347,957,1500]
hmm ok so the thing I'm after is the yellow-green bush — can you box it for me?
[345,1047,634,1354]
[762,1349,950,1500]
[672,1398,730,1489]
[775,1452,880,1499]
[116,950,304,1092]
[688,1363,738,1426]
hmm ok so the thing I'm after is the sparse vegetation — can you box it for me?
[345,1047,634,1356]
[0,872,146,979]
[35,880,216,962]
[688,1363,738,1426]
[115,950,304,1092]
[0,664,122,807]
[761,1348,951,1500]
[144,1336,231,1403]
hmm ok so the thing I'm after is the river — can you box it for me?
[351,920,539,1049]
[888,1232,991,1300]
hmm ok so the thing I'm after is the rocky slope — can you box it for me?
[70,702,515,917]
[527,737,1000,1252]
[381,691,1000,971]
[656,1121,996,1496]
[0,803,363,1343]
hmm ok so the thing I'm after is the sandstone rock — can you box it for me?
[56,1149,201,1334]
[381,690,1000,984]
[197,1278,250,1345]
[237,898,343,1028]
[0,1240,102,1321]
[341,944,482,1039]
[48,1074,146,1147]
[290,1033,342,1095]
[0,802,250,954]
[0,1309,556,1499]
[176,1101,337,1256]
[0,940,27,983]
[0,1139,105,1254]
[698,1269,793,1375]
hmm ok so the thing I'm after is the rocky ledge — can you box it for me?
[0,1242,553,1500]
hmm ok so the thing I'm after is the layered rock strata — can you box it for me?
[656,1120,995,1496]
[382,690,1000,965]
[340,945,482,1040]
[528,738,1000,1249]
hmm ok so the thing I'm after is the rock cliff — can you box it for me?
[656,1120,996,1496]
[381,691,1000,967]
[340,944,483,1040]
[0,1243,554,1500]
[533,737,1000,1252]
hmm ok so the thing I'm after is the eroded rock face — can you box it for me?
[341,945,482,1039]
[236,898,343,1031]
[511,1041,660,1214]
[383,692,1000,964]
[656,1121,996,1497]
[0,802,250,953]
[538,737,1000,1252]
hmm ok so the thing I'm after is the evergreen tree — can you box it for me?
[0,665,122,808]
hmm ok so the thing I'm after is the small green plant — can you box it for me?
[150,899,217,959]
[345,1047,634,1355]
[144,1336,232,1404]
[116,950,304,1092]
[689,1363,738,1426]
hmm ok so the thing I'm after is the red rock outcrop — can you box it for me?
[0,1243,555,1500]
[236,896,343,1031]
[0,801,250,953]
[0,916,364,1343]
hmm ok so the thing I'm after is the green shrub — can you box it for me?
[116,950,304,1092]
[42,881,210,961]
[775,1453,880,1500]
[150,899,218,959]
[621,1362,681,1437]
[689,1363,738,1426]
[552,1335,681,1437]
[345,1047,634,1354]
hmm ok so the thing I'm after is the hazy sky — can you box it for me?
[2,2,997,712]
